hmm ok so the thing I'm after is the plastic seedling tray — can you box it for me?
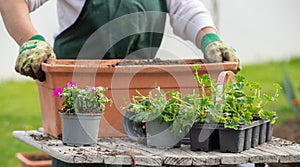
[190,123,219,152]
[258,120,269,144]
[266,121,274,142]
[217,121,261,153]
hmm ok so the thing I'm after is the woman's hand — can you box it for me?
[15,35,56,81]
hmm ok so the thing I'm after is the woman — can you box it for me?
[0,1,239,166]
[0,0,239,81]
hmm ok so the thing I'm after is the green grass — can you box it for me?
[0,58,299,166]
[0,81,42,167]
[239,57,300,124]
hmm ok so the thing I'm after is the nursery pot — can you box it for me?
[190,123,219,152]
[37,59,238,138]
[266,121,274,141]
[16,152,52,167]
[218,120,265,153]
[146,119,184,148]
[218,124,253,153]
[251,123,260,148]
[60,112,102,146]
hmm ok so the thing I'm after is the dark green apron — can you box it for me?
[52,0,166,166]
[54,0,167,59]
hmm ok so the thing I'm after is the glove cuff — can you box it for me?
[200,33,220,53]
[28,35,46,42]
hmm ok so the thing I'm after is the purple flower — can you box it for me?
[98,93,103,98]
[53,88,63,97]
[67,81,77,88]
[90,87,96,93]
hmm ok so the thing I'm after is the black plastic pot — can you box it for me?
[251,123,260,148]
[190,119,274,153]
[243,127,253,150]
[218,125,249,153]
[191,123,251,153]
[266,116,277,142]
[266,121,274,141]
[190,123,219,152]
[258,120,268,144]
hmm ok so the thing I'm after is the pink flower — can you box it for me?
[67,81,77,88]
[53,88,63,97]
[90,87,96,93]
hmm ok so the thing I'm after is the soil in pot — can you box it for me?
[115,58,191,66]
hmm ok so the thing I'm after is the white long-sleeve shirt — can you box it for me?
[26,0,215,44]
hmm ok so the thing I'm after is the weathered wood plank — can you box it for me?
[97,138,163,166]
[13,130,300,166]
[179,146,221,166]
[241,147,278,164]
[256,144,300,163]
[159,147,193,166]
[12,130,97,163]
[103,155,132,165]
[210,151,249,164]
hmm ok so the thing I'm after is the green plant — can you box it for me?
[125,87,185,137]
[53,81,112,114]
[188,66,281,130]
[216,75,280,129]
[125,65,282,137]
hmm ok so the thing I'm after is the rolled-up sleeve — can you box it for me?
[167,0,216,44]
[25,0,49,12]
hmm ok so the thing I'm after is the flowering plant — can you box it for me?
[53,81,112,114]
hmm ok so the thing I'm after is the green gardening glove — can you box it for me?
[15,35,56,81]
[201,33,241,69]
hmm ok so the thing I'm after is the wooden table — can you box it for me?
[13,129,300,166]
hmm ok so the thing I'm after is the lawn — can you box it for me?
[0,81,42,167]
[238,57,300,124]
[0,58,299,167]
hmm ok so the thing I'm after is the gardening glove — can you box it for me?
[200,33,241,70]
[15,35,56,82]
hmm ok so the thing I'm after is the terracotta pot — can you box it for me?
[36,59,238,138]
[16,152,51,167]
